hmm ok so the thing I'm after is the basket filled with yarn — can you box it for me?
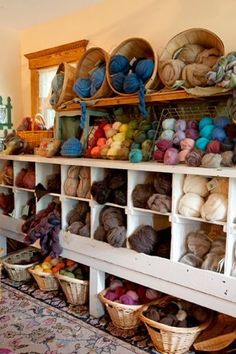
[159,28,224,89]
[50,62,77,108]
[73,47,112,100]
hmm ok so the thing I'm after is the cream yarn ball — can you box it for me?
[178,193,205,217]
[208,177,228,195]
[201,193,228,221]
[183,175,209,197]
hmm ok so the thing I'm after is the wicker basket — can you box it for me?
[107,37,159,96]
[75,47,113,100]
[99,289,144,329]
[140,297,212,354]
[2,247,40,282]
[55,272,89,305]
[17,113,54,150]
[28,267,59,291]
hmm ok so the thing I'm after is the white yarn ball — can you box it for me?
[160,129,174,141]
[178,193,205,217]
[201,193,228,221]
[183,175,209,197]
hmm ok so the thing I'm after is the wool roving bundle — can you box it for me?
[160,129,175,141]
[201,153,222,168]
[181,63,211,87]
[132,183,155,208]
[94,225,107,242]
[68,221,85,235]
[101,207,124,230]
[147,194,171,213]
[178,149,189,162]
[64,178,78,197]
[183,175,209,197]
[109,54,130,75]
[200,124,214,140]
[212,127,227,142]
[186,230,212,258]
[179,253,203,268]
[178,193,205,217]
[195,137,210,151]
[91,180,111,204]
[73,78,91,98]
[221,151,233,166]
[175,44,204,64]
[159,59,185,88]
[201,193,228,221]
[128,225,159,254]
[199,117,214,131]
[196,48,220,68]
[175,119,186,132]
[153,172,172,196]
[208,177,228,195]
[106,226,126,247]
[214,116,231,128]
[173,131,186,145]
[164,148,180,165]
[201,252,224,272]
[185,149,203,167]
[79,224,90,237]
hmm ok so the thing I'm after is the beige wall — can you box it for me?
[0,26,21,128]
[20,0,236,122]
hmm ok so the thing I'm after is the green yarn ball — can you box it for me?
[200,124,215,140]
[126,129,134,139]
[139,121,152,131]
[129,148,143,163]
[128,120,138,130]
[147,129,156,140]
[142,149,150,161]
[195,137,210,151]
[142,139,153,151]
[131,142,141,149]
[134,130,146,144]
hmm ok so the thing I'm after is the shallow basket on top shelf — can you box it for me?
[28,268,59,291]
[55,272,89,305]
[99,288,145,329]
[140,296,212,354]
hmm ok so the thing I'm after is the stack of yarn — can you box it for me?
[94,206,126,248]
[153,115,236,168]
[15,164,35,189]
[132,172,172,213]
[91,169,127,206]
[104,277,162,305]
[73,62,106,99]
[180,229,226,273]
[159,44,221,88]
[64,166,90,199]
[207,52,236,89]
[49,72,64,106]
[67,201,90,237]
[178,175,228,222]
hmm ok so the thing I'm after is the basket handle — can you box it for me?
[32,113,46,131]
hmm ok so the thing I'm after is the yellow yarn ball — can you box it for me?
[107,146,120,157]
[119,124,129,133]
[113,132,126,142]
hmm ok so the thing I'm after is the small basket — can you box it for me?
[75,47,113,100]
[55,272,89,305]
[107,37,159,96]
[28,267,59,291]
[99,289,144,329]
[2,247,40,282]
[17,113,54,150]
[140,297,212,354]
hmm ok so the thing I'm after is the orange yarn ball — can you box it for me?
[91,146,101,157]
[97,138,107,146]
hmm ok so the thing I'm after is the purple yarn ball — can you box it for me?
[187,120,198,130]
[156,139,173,152]
[186,129,199,140]
[164,148,180,165]
[175,119,186,132]
[173,131,186,145]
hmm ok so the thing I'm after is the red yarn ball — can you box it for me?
[153,150,164,161]
[206,140,221,153]
[156,139,173,152]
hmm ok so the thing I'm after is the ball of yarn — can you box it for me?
[153,150,164,161]
[221,151,233,166]
[147,129,156,140]
[112,121,122,130]
[212,127,227,142]
[131,142,140,150]
[128,225,159,254]
[61,137,83,157]
[178,149,189,162]
[110,279,123,290]
[164,148,179,165]
[185,129,199,140]
[106,226,126,248]
[178,193,205,217]
[180,138,195,150]
[200,125,214,140]
[129,149,143,163]
[145,289,161,300]
[220,138,234,152]
[195,137,210,151]
[187,230,212,258]
[187,120,198,130]
[179,253,203,268]
[199,117,214,130]
[135,58,154,82]
[156,139,173,152]
[134,131,146,144]
[162,118,176,130]
[147,193,171,213]
[123,73,140,93]
[185,149,203,167]
[208,177,228,195]
[90,65,105,92]
[126,290,139,301]
[111,72,126,92]
[132,183,155,208]
[201,193,228,221]
[109,54,130,75]
[173,131,185,145]
[160,130,174,141]
[183,175,209,197]
[175,119,186,132]
[119,294,136,305]
[201,153,222,168]
[214,116,230,128]
[206,140,221,153]
[153,172,172,195]
[73,78,91,98]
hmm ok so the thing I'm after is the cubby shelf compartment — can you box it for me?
[174,214,227,228]
[132,207,171,217]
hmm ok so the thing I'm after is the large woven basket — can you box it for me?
[28,267,59,291]
[99,289,144,329]
[107,37,159,96]
[2,247,40,282]
[140,297,212,354]
[55,272,89,305]
[75,47,112,100]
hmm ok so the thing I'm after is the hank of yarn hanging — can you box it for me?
[111,72,126,92]
[123,73,140,93]
[135,58,154,82]
[221,151,233,166]
[73,78,91,98]
[212,127,227,142]
[200,125,214,140]
[206,140,221,153]
[185,149,203,167]
[185,128,199,140]
[164,148,179,165]
[173,131,185,145]
[175,44,204,64]
[181,63,211,88]
[109,54,130,75]
[156,139,173,152]
[180,138,195,150]
[175,119,186,132]
[129,148,143,163]
[201,153,222,168]
[159,59,185,88]
[195,137,210,151]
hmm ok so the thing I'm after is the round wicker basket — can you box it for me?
[28,268,59,291]
[106,37,159,96]
[99,289,144,329]
[2,247,40,282]
[75,47,112,100]
[55,272,89,305]
[140,297,212,354]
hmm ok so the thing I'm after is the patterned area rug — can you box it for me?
[0,276,159,354]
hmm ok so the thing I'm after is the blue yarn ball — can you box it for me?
[214,116,231,128]
[152,121,158,130]
[111,72,126,92]
[212,127,227,142]
[90,83,97,97]
[129,148,143,163]
[61,137,83,157]
[200,124,215,139]
[131,142,141,149]
[73,78,91,98]
[195,137,210,151]
[199,117,214,131]
[91,65,105,90]
[147,129,156,140]
[109,54,130,75]
[135,58,154,82]
[123,73,140,93]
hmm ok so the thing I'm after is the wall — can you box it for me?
[20,0,236,121]
[0,26,21,128]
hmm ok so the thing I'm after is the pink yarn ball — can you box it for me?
[156,139,173,152]
[110,279,123,290]
[164,148,180,165]
[187,120,198,130]
[145,288,160,300]
[105,290,118,301]
[186,129,199,140]
[206,140,221,153]
[179,149,189,162]
[180,138,195,150]
[119,294,137,305]
[126,290,139,301]
[153,150,164,161]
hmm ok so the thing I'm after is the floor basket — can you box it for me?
[99,289,144,329]
[28,268,59,291]
[140,297,212,354]
[75,47,113,100]
[2,247,40,282]
[55,272,89,305]
[106,37,159,96]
